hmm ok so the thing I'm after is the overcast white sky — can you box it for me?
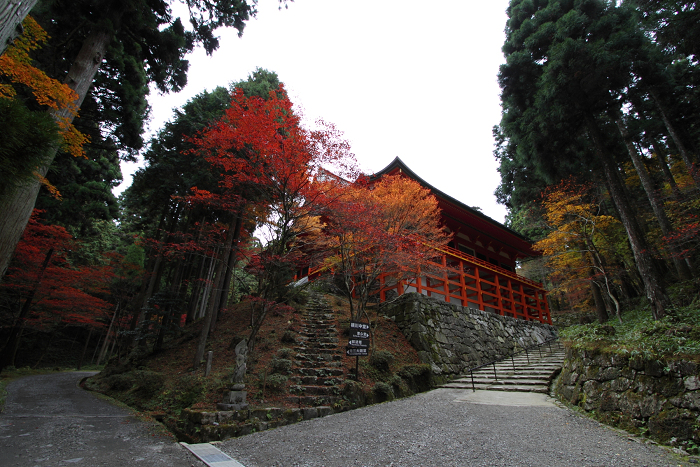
[117,0,512,222]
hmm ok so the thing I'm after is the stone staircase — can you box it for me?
[288,295,346,407]
[442,342,565,393]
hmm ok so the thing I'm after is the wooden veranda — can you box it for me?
[375,244,551,325]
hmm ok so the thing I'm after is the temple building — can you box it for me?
[367,157,550,325]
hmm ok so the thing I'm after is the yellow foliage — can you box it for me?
[534,179,631,310]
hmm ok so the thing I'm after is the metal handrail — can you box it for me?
[465,336,563,392]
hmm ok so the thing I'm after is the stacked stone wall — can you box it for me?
[555,346,700,447]
[381,293,557,377]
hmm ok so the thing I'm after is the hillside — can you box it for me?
[85,290,432,438]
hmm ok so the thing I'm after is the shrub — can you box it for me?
[281,330,297,344]
[174,375,204,409]
[369,350,394,373]
[277,347,293,358]
[133,370,165,397]
[270,358,293,375]
[397,364,433,393]
[372,381,394,402]
[266,374,288,391]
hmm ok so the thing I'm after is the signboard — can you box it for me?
[350,321,370,331]
[346,347,368,356]
[349,329,369,339]
[348,338,370,348]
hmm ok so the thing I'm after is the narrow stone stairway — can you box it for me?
[288,294,346,407]
[442,342,565,393]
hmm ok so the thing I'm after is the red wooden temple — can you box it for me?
[368,158,550,324]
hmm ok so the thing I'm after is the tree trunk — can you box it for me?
[77,327,93,370]
[97,303,119,366]
[0,10,118,281]
[211,214,242,332]
[590,279,609,324]
[0,247,53,370]
[652,140,683,201]
[587,113,670,320]
[0,0,38,55]
[616,118,693,280]
[650,89,700,188]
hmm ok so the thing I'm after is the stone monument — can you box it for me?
[217,338,249,410]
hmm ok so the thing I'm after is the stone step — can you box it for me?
[290,375,345,386]
[443,382,550,393]
[296,367,345,377]
[291,385,337,396]
[294,360,343,368]
[442,341,565,394]
[456,373,552,382]
[294,348,340,356]
[286,395,340,407]
[297,341,340,348]
[300,334,340,344]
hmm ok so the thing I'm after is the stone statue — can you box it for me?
[232,338,248,388]
[218,338,249,411]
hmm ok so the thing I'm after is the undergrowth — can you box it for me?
[560,282,700,359]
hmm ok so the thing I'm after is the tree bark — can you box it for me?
[77,327,93,370]
[587,113,670,320]
[0,8,118,281]
[650,89,700,188]
[652,140,683,201]
[616,118,693,280]
[0,247,53,370]
[0,0,38,55]
[590,279,609,324]
[211,214,242,333]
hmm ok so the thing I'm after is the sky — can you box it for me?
[117,0,512,222]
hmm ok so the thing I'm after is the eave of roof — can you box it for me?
[370,157,537,256]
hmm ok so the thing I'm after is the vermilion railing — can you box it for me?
[375,246,551,324]
[301,244,551,325]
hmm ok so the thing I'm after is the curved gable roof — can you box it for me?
[370,157,538,258]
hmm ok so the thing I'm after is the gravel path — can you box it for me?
[0,371,202,467]
[220,388,686,467]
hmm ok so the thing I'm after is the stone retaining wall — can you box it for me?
[554,346,700,447]
[179,406,335,442]
[381,293,557,377]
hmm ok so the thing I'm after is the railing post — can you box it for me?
[492,362,498,381]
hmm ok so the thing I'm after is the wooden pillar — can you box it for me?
[508,278,518,318]
[519,283,530,321]
[416,266,422,295]
[475,265,484,311]
[494,274,504,316]
[379,273,386,302]
[459,260,467,307]
[442,255,449,302]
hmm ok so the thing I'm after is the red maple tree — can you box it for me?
[0,210,113,368]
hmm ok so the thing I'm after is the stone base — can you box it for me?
[217,402,248,411]
[220,389,247,411]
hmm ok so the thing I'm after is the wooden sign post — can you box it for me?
[347,321,370,380]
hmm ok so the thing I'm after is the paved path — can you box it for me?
[220,389,688,467]
[0,372,202,467]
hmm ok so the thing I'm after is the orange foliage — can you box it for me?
[0,16,88,158]
[318,175,451,319]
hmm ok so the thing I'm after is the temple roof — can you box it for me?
[370,157,538,258]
